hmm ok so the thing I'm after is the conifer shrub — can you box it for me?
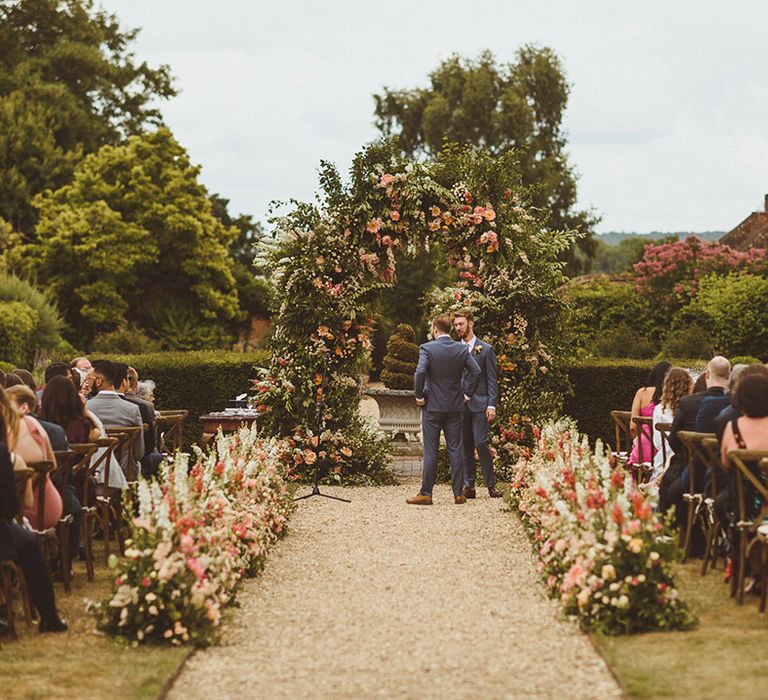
[380,323,419,390]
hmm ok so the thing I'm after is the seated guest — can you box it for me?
[696,364,746,435]
[659,356,730,521]
[649,367,693,485]
[119,365,163,477]
[87,361,144,481]
[67,372,127,492]
[0,438,68,633]
[628,361,671,467]
[70,356,93,400]
[44,362,73,385]
[4,373,22,388]
[713,364,768,442]
[0,387,63,530]
[719,371,768,577]
[136,379,156,404]
[11,369,37,394]
[41,376,100,444]
[5,385,68,452]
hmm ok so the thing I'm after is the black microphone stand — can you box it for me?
[294,353,351,503]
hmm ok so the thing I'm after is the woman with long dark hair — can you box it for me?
[628,360,672,468]
[41,376,99,444]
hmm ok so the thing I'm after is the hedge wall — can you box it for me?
[103,350,269,449]
[563,358,706,447]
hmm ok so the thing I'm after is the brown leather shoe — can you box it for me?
[406,494,433,505]
[488,487,502,498]
[454,495,467,504]
[463,486,476,499]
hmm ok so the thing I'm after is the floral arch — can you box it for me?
[254,143,576,483]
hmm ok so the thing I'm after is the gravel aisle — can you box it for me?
[170,482,622,700]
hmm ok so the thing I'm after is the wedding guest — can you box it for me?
[44,362,73,385]
[41,376,99,444]
[136,379,156,404]
[11,369,37,394]
[122,366,163,477]
[0,438,68,633]
[628,361,671,468]
[649,367,693,484]
[713,364,768,442]
[5,385,68,452]
[0,387,63,530]
[659,355,730,520]
[4,373,22,388]
[70,356,93,399]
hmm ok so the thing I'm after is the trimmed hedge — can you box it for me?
[103,350,269,448]
[564,358,706,447]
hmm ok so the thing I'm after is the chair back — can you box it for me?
[655,421,672,468]
[25,460,54,532]
[610,410,632,462]
[156,409,188,453]
[632,416,655,465]
[676,431,716,495]
[105,426,142,481]
[52,450,79,494]
[13,467,34,508]
[72,438,118,505]
[701,437,725,500]
[726,449,768,526]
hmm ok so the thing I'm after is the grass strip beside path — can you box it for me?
[594,561,768,699]
[0,552,188,700]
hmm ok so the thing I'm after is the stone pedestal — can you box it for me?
[363,388,421,442]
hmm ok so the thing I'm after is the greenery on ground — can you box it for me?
[594,560,768,699]
[0,546,188,700]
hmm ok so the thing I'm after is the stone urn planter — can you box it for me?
[363,388,421,441]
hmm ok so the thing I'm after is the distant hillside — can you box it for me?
[596,231,725,246]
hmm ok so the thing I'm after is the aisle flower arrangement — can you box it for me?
[89,426,295,646]
[507,419,697,635]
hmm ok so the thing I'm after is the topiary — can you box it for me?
[381,323,419,390]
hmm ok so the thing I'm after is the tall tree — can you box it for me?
[374,47,597,274]
[20,129,240,347]
[0,0,175,234]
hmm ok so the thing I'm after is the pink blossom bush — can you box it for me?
[507,419,696,634]
[89,426,295,646]
[633,235,767,309]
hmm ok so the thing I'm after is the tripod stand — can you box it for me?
[294,353,351,503]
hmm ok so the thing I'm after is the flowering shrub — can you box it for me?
[89,426,295,645]
[633,236,767,310]
[507,419,696,635]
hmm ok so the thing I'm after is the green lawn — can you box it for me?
[594,561,768,699]
[0,546,189,700]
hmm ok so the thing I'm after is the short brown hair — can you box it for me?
[431,314,452,334]
[733,366,768,418]
[453,309,474,323]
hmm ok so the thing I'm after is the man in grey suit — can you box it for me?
[88,360,145,481]
[454,310,501,499]
[408,314,481,505]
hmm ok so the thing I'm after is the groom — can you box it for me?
[407,314,481,505]
[454,310,501,498]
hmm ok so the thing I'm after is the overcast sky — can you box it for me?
[103,0,768,233]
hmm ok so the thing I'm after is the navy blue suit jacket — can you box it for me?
[414,335,480,413]
[465,337,498,413]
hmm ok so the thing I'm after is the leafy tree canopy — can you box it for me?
[0,0,175,233]
[20,128,240,346]
[373,47,597,274]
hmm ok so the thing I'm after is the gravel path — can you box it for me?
[170,482,622,699]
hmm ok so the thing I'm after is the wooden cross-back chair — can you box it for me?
[1,468,36,637]
[156,410,188,454]
[105,426,143,483]
[71,438,118,577]
[675,431,716,563]
[23,460,57,577]
[631,416,655,484]
[610,410,632,468]
[725,449,768,610]
[51,450,79,592]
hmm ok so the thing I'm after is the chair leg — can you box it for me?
[101,502,111,567]
[682,501,695,563]
[82,516,94,582]
[0,567,17,639]
[737,531,747,605]
[701,522,715,576]
[759,547,768,615]
[59,522,71,593]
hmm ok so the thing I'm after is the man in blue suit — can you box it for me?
[454,310,501,498]
[408,314,481,505]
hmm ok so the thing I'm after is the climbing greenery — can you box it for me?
[253,141,575,481]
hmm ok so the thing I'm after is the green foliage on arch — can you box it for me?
[254,142,576,481]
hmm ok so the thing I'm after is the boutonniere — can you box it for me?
[472,344,483,355]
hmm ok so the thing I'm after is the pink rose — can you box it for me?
[380,174,394,187]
